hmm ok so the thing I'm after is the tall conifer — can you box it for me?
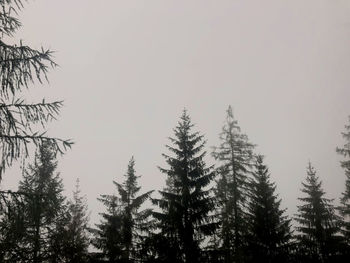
[18,141,66,262]
[247,155,291,263]
[153,110,216,263]
[114,157,153,262]
[212,106,254,262]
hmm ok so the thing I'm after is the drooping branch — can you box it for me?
[0,99,63,133]
[0,0,72,183]
[0,134,73,178]
[0,40,57,98]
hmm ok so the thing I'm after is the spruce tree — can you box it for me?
[56,179,90,263]
[92,157,153,263]
[91,194,124,262]
[212,106,254,262]
[113,157,153,262]
[246,155,291,263]
[337,116,350,245]
[17,141,66,262]
[295,162,341,262]
[152,110,216,263]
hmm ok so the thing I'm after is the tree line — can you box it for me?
[1,1,350,262]
[1,108,350,263]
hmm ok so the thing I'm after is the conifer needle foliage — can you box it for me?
[337,116,350,245]
[0,0,72,179]
[295,162,341,262]
[152,110,216,263]
[92,157,153,262]
[246,155,291,263]
[212,106,254,263]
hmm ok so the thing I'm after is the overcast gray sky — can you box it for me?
[2,0,350,225]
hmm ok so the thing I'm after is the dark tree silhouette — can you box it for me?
[0,0,72,180]
[0,190,26,261]
[92,157,152,263]
[246,155,291,263]
[16,141,66,262]
[113,157,153,262]
[212,106,254,263]
[54,179,90,263]
[295,162,341,262]
[337,116,350,245]
[152,110,216,263]
[91,194,124,262]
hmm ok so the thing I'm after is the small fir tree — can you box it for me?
[92,157,153,263]
[17,141,66,262]
[295,162,341,262]
[337,116,350,244]
[91,194,124,262]
[113,157,153,262]
[57,179,90,263]
[152,110,216,263]
[246,155,291,263]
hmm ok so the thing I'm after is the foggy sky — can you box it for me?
[2,0,350,225]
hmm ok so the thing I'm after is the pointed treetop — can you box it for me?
[256,154,264,164]
[307,161,316,176]
[178,108,193,130]
[303,161,321,188]
[227,105,234,119]
[125,156,140,195]
[336,115,350,166]
[254,154,269,179]
[222,105,243,135]
[73,178,82,199]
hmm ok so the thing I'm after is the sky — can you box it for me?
[2,0,350,226]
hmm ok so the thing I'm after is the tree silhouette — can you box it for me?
[92,194,124,262]
[153,110,216,263]
[295,162,341,262]
[246,155,291,263]
[212,106,254,262]
[92,158,152,263]
[337,116,350,245]
[113,157,153,262]
[54,179,90,263]
[0,190,26,261]
[16,141,66,262]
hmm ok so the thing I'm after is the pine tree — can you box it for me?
[0,0,72,179]
[246,155,291,263]
[212,106,254,262]
[92,157,153,263]
[91,194,124,262]
[17,141,66,262]
[295,162,341,262]
[57,179,90,263]
[152,110,216,263]
[113,157,153,262]
[337,116,350,245]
